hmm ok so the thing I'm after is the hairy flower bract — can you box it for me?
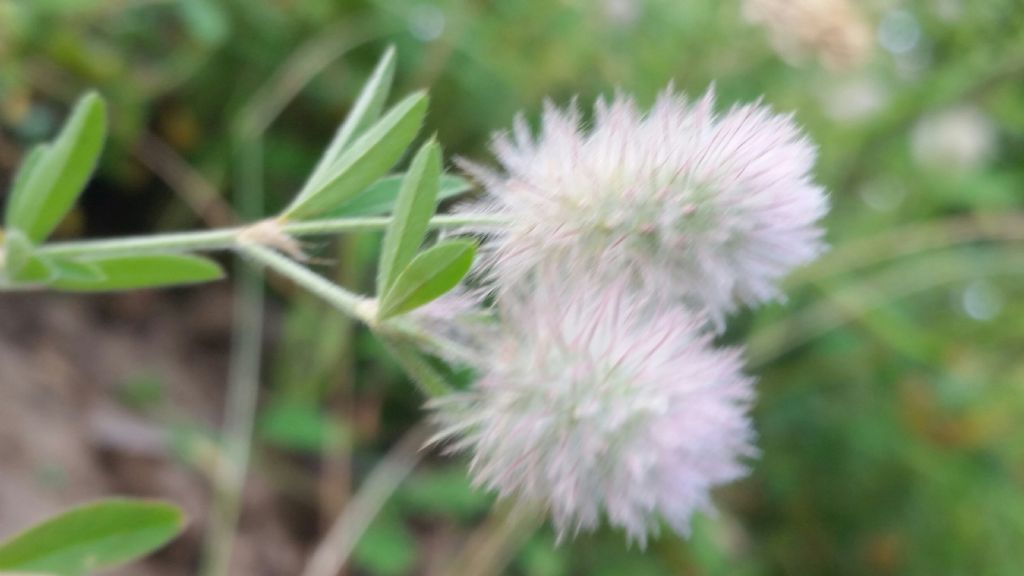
[461,88,828,328]
[429,282,756,544]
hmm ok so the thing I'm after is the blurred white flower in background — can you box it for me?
[877,9,921,56]
[601,0,642,27]
[407,3,446,42]
[742,0,872,70]
[877,9,932,79]
[821,76,889,122]
[858,179,906,213]
[933,0,964,22]
[961,279,1004,322]
[911,105,996,173]
[429,281,755,544]
[459,88,828,329]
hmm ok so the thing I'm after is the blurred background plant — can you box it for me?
[1,0,1023,574]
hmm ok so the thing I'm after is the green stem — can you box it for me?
[241,244,370,322]
[40,228,240,257]
[35,214,505,259]
[201,133,266,576]
[242,244,457,398]
[202,264,264,576]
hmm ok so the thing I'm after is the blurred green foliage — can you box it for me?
[2,0,1024,574]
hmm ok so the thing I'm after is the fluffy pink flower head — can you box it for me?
[429,280,755,545]
[460,87,828,329]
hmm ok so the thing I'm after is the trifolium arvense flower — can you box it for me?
[428,279,756,545]
[459,87,828,329]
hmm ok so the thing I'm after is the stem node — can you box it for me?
[237,218,307,261]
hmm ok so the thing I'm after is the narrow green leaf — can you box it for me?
[5,92,107,243]
[2,230,56,284]
[377,239,475,320]
[3,230,35,277]
[377,140,441,295]
[281,92,429,221]
[6,144,49,215]
[50,254,224,292]
[301,47,397,197]
[47,257,105,283]
[10,257,56,285]
[0,499,185,576]
[318,173,470,218]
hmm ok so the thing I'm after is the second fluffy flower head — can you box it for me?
[462,88,828,328]
[430,281,755,545]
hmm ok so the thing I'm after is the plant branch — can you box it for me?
[33,214,505,259]
[241,244,371,322]
[241,244,460,398]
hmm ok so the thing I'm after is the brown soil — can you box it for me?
[0,287,304,575]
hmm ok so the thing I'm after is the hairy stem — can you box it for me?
[34,214,505,259]
[242,244,458,397]
[241,244,370,322]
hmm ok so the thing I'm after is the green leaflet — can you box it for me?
[2,230,56,284]
[300,46,397,197]
[318,173,470,218]
[282,92,428,220]
[0,499,185,576]
[50,253,224,292]
[377,239,476,320]
[377,140,442,295]
[4,92,107,243]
